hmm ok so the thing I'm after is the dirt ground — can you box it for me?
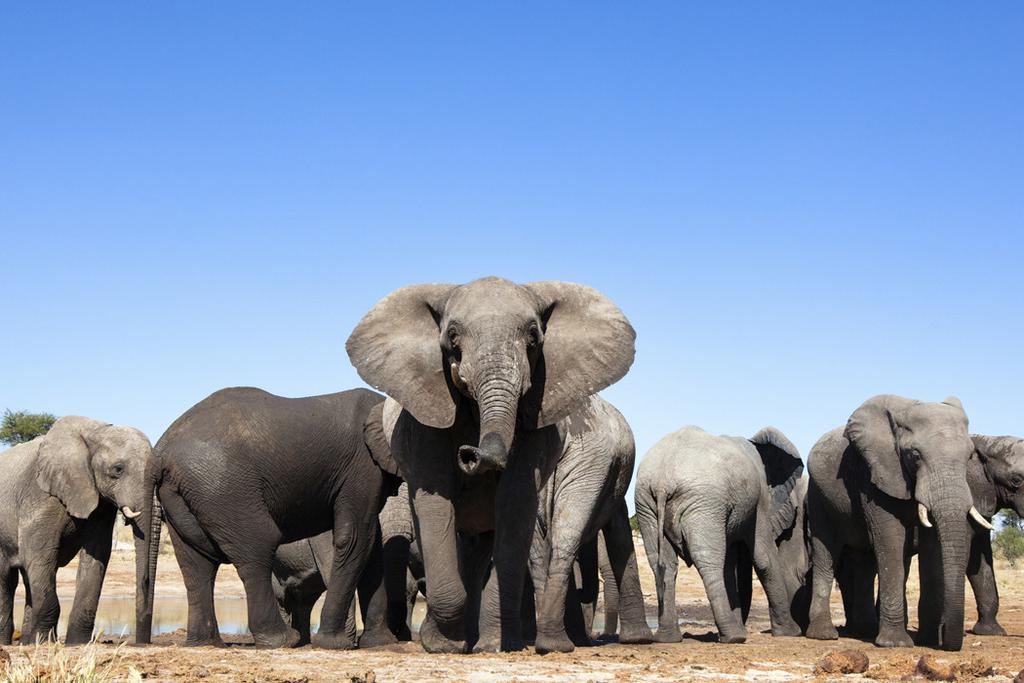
[3,536,1024,682]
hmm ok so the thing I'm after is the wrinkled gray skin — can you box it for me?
[528,396,652,653]
[272,484,424,643]
[806,395,979,651]
[348,277,635,653]
[578,533,622,640]
[142,388,397,649]
[0,417,153,644]
[774,477,811,631]
[965,434,1024,636]
[635,426,804,643]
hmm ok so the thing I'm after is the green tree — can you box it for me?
[993,509,1024,567]
[0,409,57,446]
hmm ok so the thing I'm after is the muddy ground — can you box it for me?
[3,537,1023,681]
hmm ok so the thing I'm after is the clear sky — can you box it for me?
[3,4,1022,506]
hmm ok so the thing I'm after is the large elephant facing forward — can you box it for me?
[806,395,987,651]
[0,417,154,645]
[347,277,635,653]
[634,426,804,644]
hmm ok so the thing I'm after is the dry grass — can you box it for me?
[1,640,141,683]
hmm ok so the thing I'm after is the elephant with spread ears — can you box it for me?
[806,394,990,651]
[346,276,635,653]
[0,416,154,645]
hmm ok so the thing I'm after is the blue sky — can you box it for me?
[3,4,1022,501]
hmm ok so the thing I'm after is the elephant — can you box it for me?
[347,277,635,653]
[136,387,400,649]
[527,395,652,653]
[0,416,154,645]
[271,484,424,644]
[805,394,989,651]
[577,533,623,641]
[965,434,1024,636]
[634,425,804,644]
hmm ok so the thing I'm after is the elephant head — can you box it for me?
[844,394,977,649]
[749,426,804,540]
[970,434,1024,519]
[347,277,635,474]
[36,415,153,521]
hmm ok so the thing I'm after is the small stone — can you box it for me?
[816,649,869,674]
[1014,668,1024,683]
[0,646,9,669]
[916,655,956,681]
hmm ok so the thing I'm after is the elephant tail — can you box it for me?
[655,488,667,570]
[135,462,163,644]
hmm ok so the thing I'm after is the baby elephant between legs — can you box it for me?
[635,425,805,644]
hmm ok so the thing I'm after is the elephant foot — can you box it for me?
[718,630,747,644]
[535,630,576,655]
[254,627,302,649]
[358,627,398,648]
[311,629,355,650]
[472,634,525,653]
[653,626,683,643]
[618,623,654,644]
[971,619,1007,637]
[770,618,803,638]
[184,634,226,647]
[419,614,468,654]
[805,620,839,641]
[874,626,913,648]
[65,628,94,646]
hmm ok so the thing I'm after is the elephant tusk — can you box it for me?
[122,506,142,519]
[917,502,933,528]
[969,506,994,531]
[449,361,468,392]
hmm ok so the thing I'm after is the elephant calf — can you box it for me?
[635,425,804,644]
[0,416,154,645]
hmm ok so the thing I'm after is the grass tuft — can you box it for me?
[1,638,141,683]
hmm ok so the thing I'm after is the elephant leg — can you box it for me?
[166,522,223,646]
[735,543,753,624]
[23,561,60,644]
[0,564,16,645]
[312,504,376,650]
[806,493,840,641]
[477,453,542,653]
[839,550,877,638]
[683,508,748,644]
[967,529,1005,636]
[597,534,620,638]
[462,532,495,650]
[602,500,652,644]
[866,507,913,648]
[356,527,397,648]
[236,556,301,649]
[66,512,115,645]
[383,535,413,641]
[563,568,591,648]
[289,595,317,646]
[405,570,419,635]
[520,575,537,643]
[644,518,681,643]
[723,543,744,628]
[19,568,32,641]
[751,532,802,637]
[576,537,598,639]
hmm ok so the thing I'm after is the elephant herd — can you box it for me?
[0,276,1021,657]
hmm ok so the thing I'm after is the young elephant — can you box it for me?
[528,396,652,653]
[0,416,154,644]
[271,484,424,644]
[961,434,1023,636]
[137,388,399,649]
[634,425,804,644]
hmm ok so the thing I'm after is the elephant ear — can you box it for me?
[521,281,636,428]
[967,438,998,518]
[844,394,915,501]
[346,284,458,429]
[35,416,106,519]
[750,427,804,540]
[363,401,401,478]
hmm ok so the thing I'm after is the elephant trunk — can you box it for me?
[933,508,968,651]
[458,359,520,475]
[134,480,162,644]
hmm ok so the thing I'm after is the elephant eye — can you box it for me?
[1009,474,1024,490]
[446,325,460,348]
[526,323,540,348]
[111,464,124,478]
